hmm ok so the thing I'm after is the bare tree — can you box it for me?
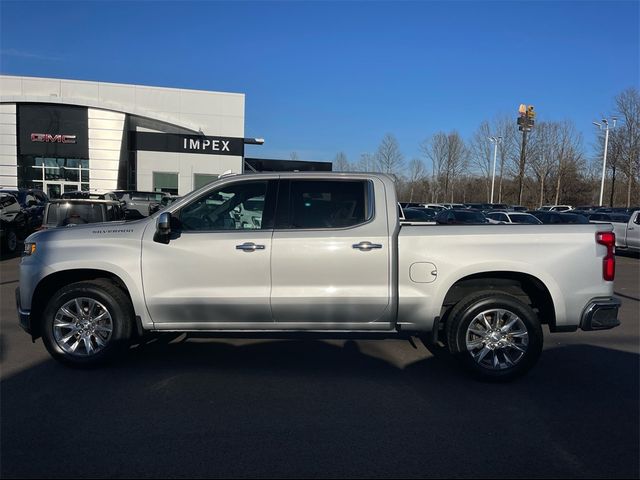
[614,87,640,207]
[333,151,350,172]
[445,131,469,202]
[354,152,377,172]
[407,158,426,202]
[553,121,583,205]
[422,131,468,202]
[470,121,494,201]
[527,122,557,207]
[492,114,520,203]
[289,152,300,161]
[421,133,448,202]
[375,133,404,175]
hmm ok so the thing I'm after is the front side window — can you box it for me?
[281,180,371,229]
[179,181,269,231]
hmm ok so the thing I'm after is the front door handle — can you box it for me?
[236,242,265,252]
[352,241,383,251]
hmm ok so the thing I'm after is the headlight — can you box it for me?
[23,242,36,256]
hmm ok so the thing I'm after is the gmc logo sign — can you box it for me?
[31,133,77,144]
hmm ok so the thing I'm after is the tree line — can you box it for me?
[329,87,639,208]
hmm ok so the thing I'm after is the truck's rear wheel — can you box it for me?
[446,292,543,381]
[42,280,133,366]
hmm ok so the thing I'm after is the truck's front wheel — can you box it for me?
[446,292,543,381]
[42,280,133,366]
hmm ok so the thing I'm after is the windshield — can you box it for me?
[46,203,105,227]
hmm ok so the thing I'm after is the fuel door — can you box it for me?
[409,262,438,283]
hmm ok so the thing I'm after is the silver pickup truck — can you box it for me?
[16,173,621,380]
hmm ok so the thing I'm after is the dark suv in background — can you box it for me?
[110,191,165,218]
[0,188,48,232]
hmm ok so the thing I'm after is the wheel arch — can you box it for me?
[30,269,135,339]
[439,271,557,330]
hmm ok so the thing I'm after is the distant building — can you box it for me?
[0,75,331,197]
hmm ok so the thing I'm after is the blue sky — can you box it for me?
[1,1,638,166]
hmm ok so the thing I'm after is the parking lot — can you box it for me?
[0,252,638,478]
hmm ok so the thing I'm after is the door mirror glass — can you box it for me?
[155,212,171,244]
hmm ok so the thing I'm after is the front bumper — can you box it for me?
[15,287,32,335]
[580,297,621,331]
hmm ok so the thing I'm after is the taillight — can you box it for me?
[596,231,616,281]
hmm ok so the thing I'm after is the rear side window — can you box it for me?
[280,180,372,229]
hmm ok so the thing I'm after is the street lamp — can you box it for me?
[488,136,502,203]
[593,117,617,206]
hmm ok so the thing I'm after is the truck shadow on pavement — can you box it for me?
[1,340,638,479]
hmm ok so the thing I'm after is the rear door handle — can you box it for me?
[236,242,265,252]
[352,241,383,251]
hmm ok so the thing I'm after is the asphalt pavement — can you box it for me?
[1,252,638,478]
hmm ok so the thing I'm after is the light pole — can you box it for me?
[489,136,502,203]
[593,118,617,206]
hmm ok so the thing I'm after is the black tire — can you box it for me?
[445,291,543,381]
[42,279,134,367]
[2,228,18,254]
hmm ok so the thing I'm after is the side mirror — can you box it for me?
[154,212,171,244]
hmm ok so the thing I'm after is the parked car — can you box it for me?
[486,211,542,225]
[441,203,466,209]
[531,211,589,224]
[588,212,631,223]
[0,193,28,254]
[609,210,639,253]
[510,205,528,212]
[435,209,489,225]
[539,205,573,212]
[149,195,182,215]
[402,207,437,222]
[110,190,165,217]
[17,173,620,381]
[464,203,491,211]
[419,203,446,211]
[40,200,125,230]
[0,187,48,232]
[61,190,119,202]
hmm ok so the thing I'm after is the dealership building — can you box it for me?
[0,75,330,198]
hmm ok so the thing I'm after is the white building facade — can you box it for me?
[0,75,245,197]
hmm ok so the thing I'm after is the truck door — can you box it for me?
[141,179,277,328]
[270,178,392,328]
[627,212,640,249]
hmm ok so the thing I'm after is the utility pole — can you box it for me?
[489,136,502,203]
[516,104,535,205]
[593,118,617,207]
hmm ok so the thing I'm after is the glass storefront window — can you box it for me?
[19,156,90,192]
[153,172,178,195]
[63,168,79,182]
